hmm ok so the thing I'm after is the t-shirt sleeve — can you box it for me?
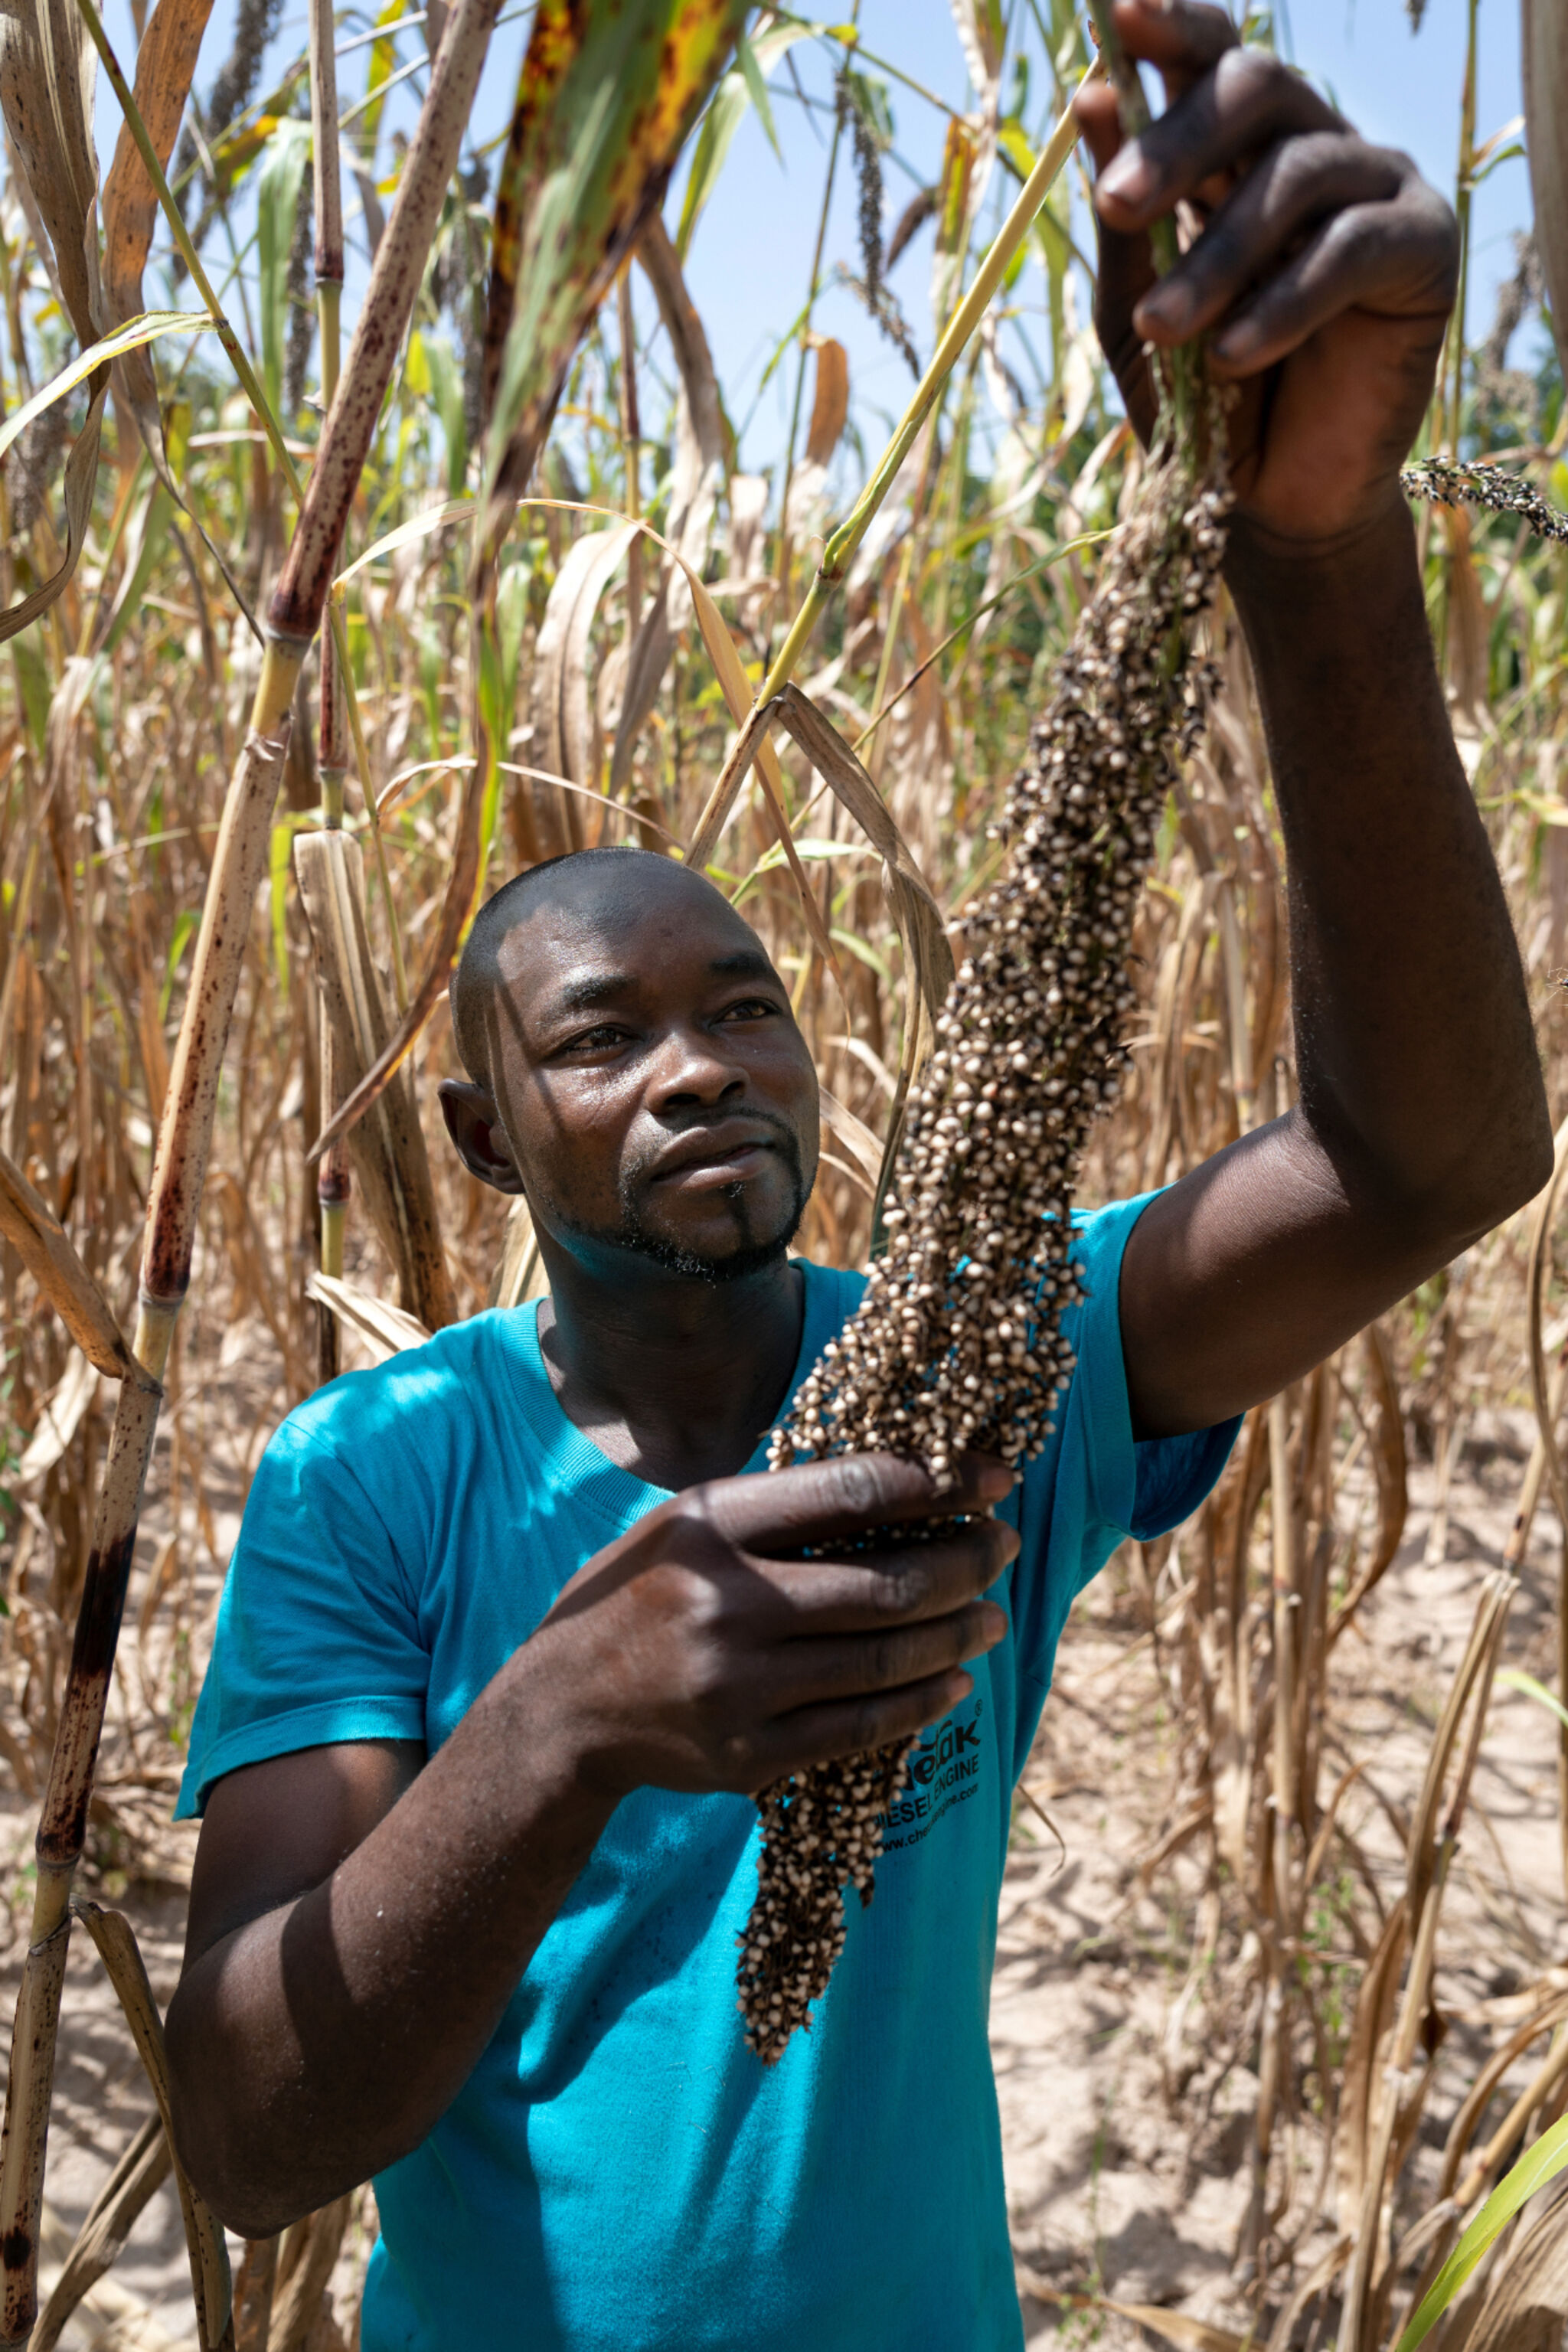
[1060,1190,1241,1566]
[1004,1192,1240,1777]
[175,1411,431,1819]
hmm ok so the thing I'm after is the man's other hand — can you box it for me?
[1077,0,1458,545]
[533,1452,1018,1799]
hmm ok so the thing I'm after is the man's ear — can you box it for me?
[438,1080,525,1194]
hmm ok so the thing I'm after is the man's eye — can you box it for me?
[719,998,780,1024]
[565,1024,629,1053]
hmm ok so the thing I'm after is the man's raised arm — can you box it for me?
[1080,1,1553,1437]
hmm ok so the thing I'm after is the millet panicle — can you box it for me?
[737,414,1233,2065]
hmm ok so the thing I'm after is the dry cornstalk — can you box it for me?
[1336,1572,1516,2352]
[0,0,509,2329]
[310,0,351,1384]
[0,1364,162,2344]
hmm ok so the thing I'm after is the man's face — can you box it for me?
[458,865,820,1284]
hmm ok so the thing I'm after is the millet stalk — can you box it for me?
[738,14,1230,2065]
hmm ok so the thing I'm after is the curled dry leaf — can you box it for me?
[531,521,642,803]
[70,1904,232,2350]
[294,829,458,1331]
[306,1271,434,1364]
[0,1144,134,1382]
[0,0,113,640]
[1524,0,1568,386]
[100,0,217,423]
[29,2114,171,2352]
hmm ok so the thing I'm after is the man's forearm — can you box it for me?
[166,1642,619,2236]
[1121,493,1551,1436]
[1229,490,1547,1221]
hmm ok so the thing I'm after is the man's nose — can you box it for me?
[648,1022,746,1109]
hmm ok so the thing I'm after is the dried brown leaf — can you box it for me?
[804,335,848,467]
[70,1904,232,2350]
[531,522,640,798]
[30,2114,171,2352]
[0,1144,134,1380]
[305,1272,433,1363]
[101,0,216,401]
[295,828,457,1330]
[1524,0,1568,385]
[609,211,726,800]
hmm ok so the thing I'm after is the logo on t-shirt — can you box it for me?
[876,1694,987,1853]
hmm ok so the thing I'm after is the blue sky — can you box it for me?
[665,1,1536,472]
[88,0,1537,479]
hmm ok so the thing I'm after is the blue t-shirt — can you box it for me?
[178,1194,1237,2352]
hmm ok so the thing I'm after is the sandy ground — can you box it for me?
[1004,1407,1568,2350]
[3,1401,1565,2349]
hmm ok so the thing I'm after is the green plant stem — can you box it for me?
[765,11,961,122]
[756,67,1091,707]
[928,345,979,650]
[1084,0,1188,444]
[1448,0,1480,459]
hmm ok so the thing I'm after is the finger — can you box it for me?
[1205,185,1458,378]
[768,1601,1006,1714]
[759,1667,975,1783]
[1096,47,1344,234]
[767,1518,1021,1632]
[1109,0,1237,91]
[1075,80,1127,178]
[701,1449,1014,1555]
[1133,134,1406,348]
[1077,85,1159,445]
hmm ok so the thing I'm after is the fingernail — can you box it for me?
[1099,147,1153,205]
[1215,315,1259,360]
[1136,281,1192,338]
[976,1462,1015,1501]
[982,1603,1008,1644]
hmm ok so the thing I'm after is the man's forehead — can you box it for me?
[492,869,772,995]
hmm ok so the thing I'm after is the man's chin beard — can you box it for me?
[620,1229,796,1284]
[564,1178,808,1287]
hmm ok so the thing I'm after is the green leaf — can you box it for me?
[1496,1668,1568,1732]
[482,0,750,520]
[675,23,811,260]
[736,25,782,164]
[842,65,893,149]
[256,117,312,423]
[757,293,815,395]
[102,483,174,658]
[422,332,469,496]
[1394,2115,1568,2352]
[160,910,201,1024]
[0,312,207,466]
[495,558,532,714]
[11,635,50,753]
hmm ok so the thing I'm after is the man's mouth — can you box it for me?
[649,1123,782,1189]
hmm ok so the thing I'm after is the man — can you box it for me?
[165,5,1552,2347]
